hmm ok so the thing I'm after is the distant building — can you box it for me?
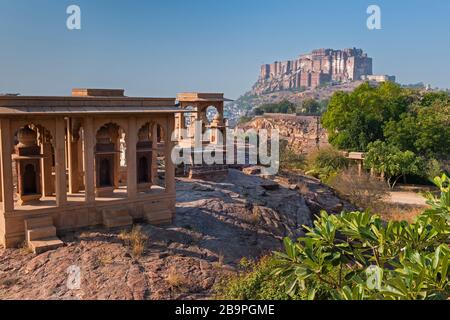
[255,48,373,93]
[361,75,396,83]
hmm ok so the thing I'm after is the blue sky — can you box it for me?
[0,0,449,98]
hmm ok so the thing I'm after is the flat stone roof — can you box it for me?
[0,90,231,116]
[0,106,183,116]
[177,92,233,102]
[0,95,182,116]
[71,88,125,97]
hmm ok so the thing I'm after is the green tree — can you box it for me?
[322,82,410,151]
[298,99,320,115]
[237,116,253,125]
[384,99,450,158]
[256,100,296,115]
[364,141,424,189]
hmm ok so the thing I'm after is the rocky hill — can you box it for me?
[257,48,372,93]
[226,48,383,126]
[226,81,365,126]
[0,169,351,300]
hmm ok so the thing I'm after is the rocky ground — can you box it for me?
[0,169,349,300]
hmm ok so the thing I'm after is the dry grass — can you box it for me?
[246,211,260,226]
[166,265,190,292]
[372,202,425,223]
[297,181,310,194]
[98,250,114,266]
[20,241,33,254]
[213,253,225,270]
[119,226,148,258]
[330,167,389,210]
[329,167,426,222]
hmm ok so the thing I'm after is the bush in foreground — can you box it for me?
[306,147,349,182]
[216,175,450,300]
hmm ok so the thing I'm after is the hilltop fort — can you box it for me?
[254,48,374,94]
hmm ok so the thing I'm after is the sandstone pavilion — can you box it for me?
[0,89,229,253]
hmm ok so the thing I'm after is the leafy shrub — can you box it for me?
[306,147,349,182]
[425,158,445,182]
[254,100,296,115]
[272,174,449,300]
[280,140,306,171]
[216,175,450,300]
[214,257,303,300]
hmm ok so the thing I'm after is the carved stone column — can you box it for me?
[0,119,14,212]
[68,119,81,194]
[127,117,137,199]
[114,133,121,189]
[41,132,54,197]
[55,117,67,206]
[165,118,176,194]
[83,117,95,203]
[0,155,2,202]
[151,124,158,185]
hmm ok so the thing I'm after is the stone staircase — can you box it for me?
[102,207,133,229]
[25,216,64,254]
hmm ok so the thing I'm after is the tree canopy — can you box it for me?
[322,82,411,152]
[321,82,449,185]
[364,141,424,189]
[384,98,450,158]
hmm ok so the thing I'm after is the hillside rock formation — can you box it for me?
[0,170,351,300]
[239,114,329,154]
[226,81,365,126]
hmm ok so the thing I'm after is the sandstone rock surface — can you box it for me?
[239,114,329,154]
[0,170,348,300]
